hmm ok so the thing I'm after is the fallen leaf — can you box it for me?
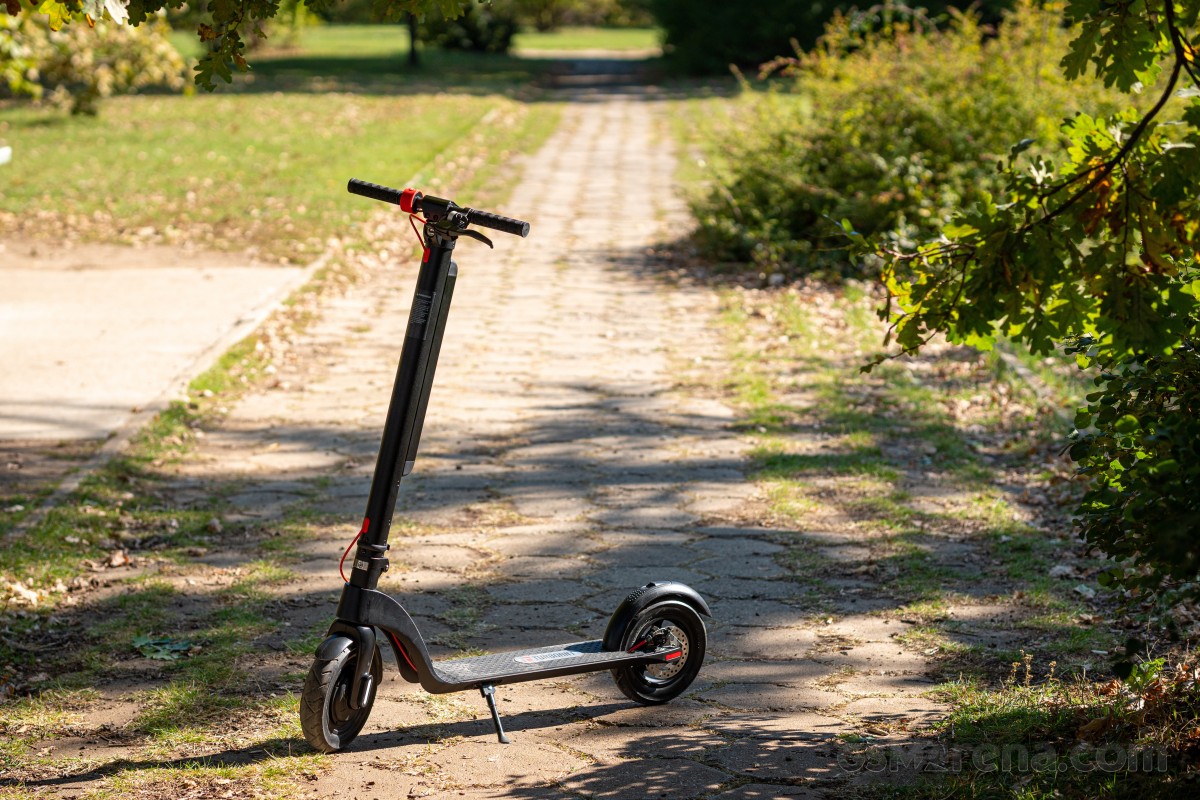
[1077,716,1114,742]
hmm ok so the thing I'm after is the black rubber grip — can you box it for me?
[467,208,530,238]
[348,178,404,205]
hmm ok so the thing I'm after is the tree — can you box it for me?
[1,0,470,89]
[408,12,419,67]
[859,0,1200,608]
[649,0,1018,75]
[649,0,823,74]
[513,0,578,32]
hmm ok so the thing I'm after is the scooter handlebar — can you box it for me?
[347,178,530,238]
[347,178,405,206]
[466,208,530,238]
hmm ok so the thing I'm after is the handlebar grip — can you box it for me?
[467,208,530,238]
[347,178,404,206]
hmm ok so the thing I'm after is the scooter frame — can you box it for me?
[303,180,711,750]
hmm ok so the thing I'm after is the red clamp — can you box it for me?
[399,188,422,214]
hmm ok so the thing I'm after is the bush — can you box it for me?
[1,12,186,115]
[515,0,653,30]
[1068,324,1200,611]
[421,0,520,54]
[688,2,1123,276]
[650,0,1016,75]
[650,0,820,75]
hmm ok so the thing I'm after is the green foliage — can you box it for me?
[133,634,194,660]
[3,0,470,90]
[421,0,518,53]
[513,0,576,32]
[1067,330,1200,606]
[855,0,1200,611]
[690,3,1119,276]
[649,0,820,74]
[0,13,39,97]
[1,9,184,113]
[649,0,1016,75]
[869,0,1198,361]
[514,0,651,31]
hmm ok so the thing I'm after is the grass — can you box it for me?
[170,24,662,62]
[660,87,745,190]
[2,15,571,262]
[865,656,1200,799]
[512,26,661,52]
[0,93,513,261]
[728,281,1105,633]
[433,584,493,651]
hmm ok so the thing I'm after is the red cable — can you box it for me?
[408,214,427,249]
[389,631,419,674]
[338,528,363,584]
[338,525,418,675]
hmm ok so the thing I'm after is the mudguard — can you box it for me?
[316,633,355,661]
[602,581,712,651]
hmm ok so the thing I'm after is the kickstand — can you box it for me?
[480,684,511,744]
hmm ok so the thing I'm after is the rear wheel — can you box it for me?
[300,640,382,753]
[612,600,706,705]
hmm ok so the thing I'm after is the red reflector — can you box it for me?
[665,651,682,661]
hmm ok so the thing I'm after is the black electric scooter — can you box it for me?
[299,179,711,753]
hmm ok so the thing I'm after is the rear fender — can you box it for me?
[602,581,712,651]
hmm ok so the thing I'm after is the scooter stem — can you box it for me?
[350,229,457,590]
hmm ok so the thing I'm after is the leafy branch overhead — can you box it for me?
[866,0,1200,363]
[4,0,471,89]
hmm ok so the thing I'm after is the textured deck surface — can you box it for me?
[434,639,631,683]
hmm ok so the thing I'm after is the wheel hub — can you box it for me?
[644,623,689,681]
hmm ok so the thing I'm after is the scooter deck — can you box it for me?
[432,638,662,687]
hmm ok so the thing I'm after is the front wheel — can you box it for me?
[612,600,706,705]
[300,639,382,753]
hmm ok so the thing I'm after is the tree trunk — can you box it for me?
[408,13,420,68]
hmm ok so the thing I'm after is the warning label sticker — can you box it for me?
[514,650,580,664]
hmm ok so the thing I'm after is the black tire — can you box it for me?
[300,640,382,753]
[612,600,706,705]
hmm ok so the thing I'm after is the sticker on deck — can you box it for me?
[514,650,580,664]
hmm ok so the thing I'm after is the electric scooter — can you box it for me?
[299,179,711,753]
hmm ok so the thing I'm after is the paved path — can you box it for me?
[0,241,306,440]
[48,91,941,798]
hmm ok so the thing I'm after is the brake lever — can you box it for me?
[457,228,494,249]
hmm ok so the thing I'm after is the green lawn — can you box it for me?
[3,20,654,263]
[0,93,521,260]
[0,19,565,262]
[513,25,660,51]
[170,23,410,62]
[170,24,662,62]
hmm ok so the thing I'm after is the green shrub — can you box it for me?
[1,12,186,115]
[1068,321,1200,611]
[689,2,1122,276]
[421,0,520,54]
[649,0,1015,75]
[650,0,822,75]
[514,0,575,32]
